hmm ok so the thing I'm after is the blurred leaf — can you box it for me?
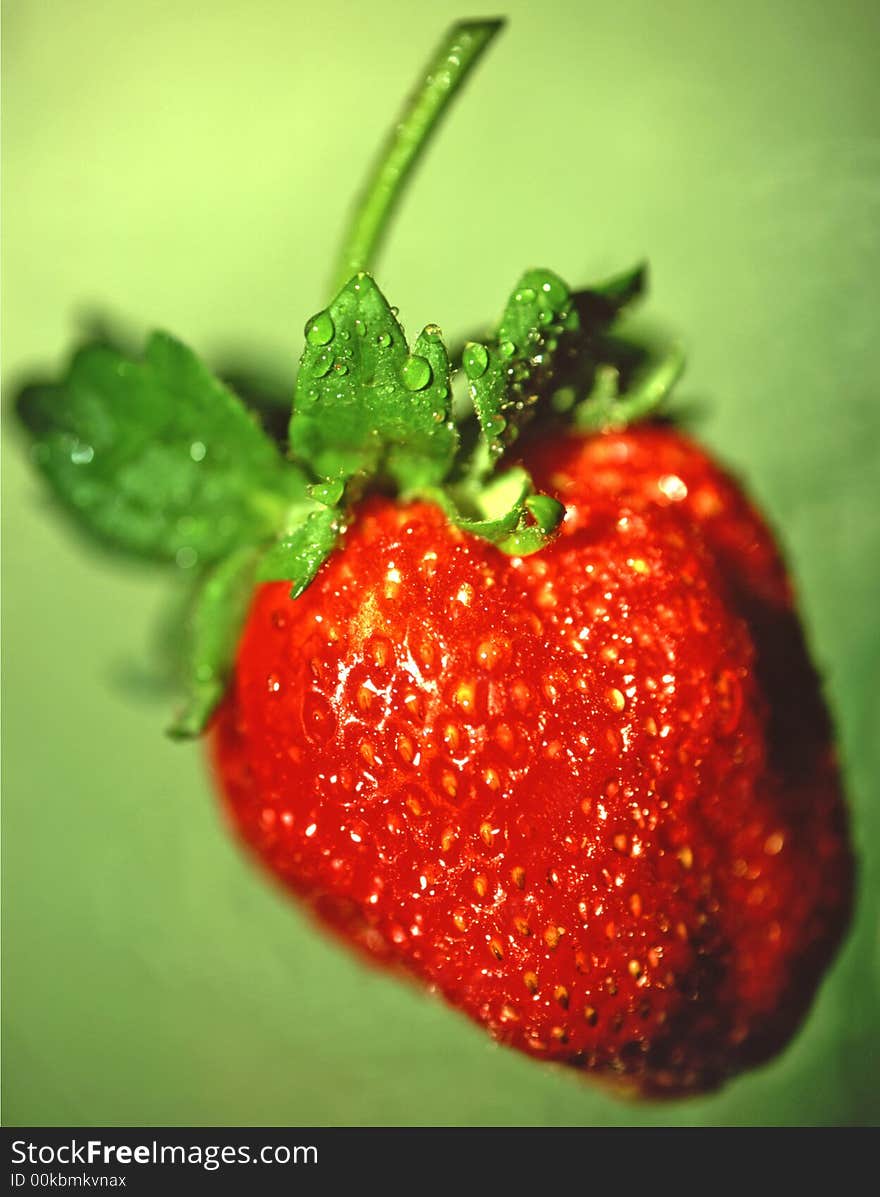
[17,332,308,565]
[168,545,260,739]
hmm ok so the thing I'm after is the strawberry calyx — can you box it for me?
[15,18,687,738]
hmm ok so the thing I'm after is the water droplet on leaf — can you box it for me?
[305,310,335,346]
[540,275,568,306]
[463,343,489,379]
[308,479,345,506]
[401,354,432,391]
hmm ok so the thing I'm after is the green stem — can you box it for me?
[330,19,504,296]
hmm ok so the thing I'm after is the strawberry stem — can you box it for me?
[329,19,504,295]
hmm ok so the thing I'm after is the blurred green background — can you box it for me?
[3,0,879,1127]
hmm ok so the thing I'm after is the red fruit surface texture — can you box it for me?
[211,425,852,1096]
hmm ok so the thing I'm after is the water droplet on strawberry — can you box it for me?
[302,692,336,744]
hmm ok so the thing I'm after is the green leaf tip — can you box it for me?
[457,261,684,473]
[258,504,347,599]
[497,269,578,369]
[578,261,649,315]
[290,273,457,494]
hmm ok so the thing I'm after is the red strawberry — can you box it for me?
[210,424,852,1097]
[16,18,854,1102]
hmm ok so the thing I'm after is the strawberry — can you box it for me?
[210,424,851,1096]
[17,19,853,1098]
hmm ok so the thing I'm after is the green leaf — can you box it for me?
[257,504,345,598]
[509,261,683,433]
[574,262,647,325]
[434,467,565,557]
[289,274,457,493]
[166,498,349,734]
[464,344,510,462]
[17,332,306,565]
[543,264,647,409]
[496,268,578,371]
[168,545,260,739]
[574,344,686,431]
[463,269,579,469]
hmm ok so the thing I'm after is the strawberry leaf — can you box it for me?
[433,467,565,557]
[536,261,680,431]
[464,269,579,467]
[257,504,346,598]
[169,500,350,735]
[574,262,647,325]
[574,344,686,431]
[18,332,306,566]
[444,268,583,556]
[496,268,579,373]
[168,545,260,739]
[464,345,510,463]
[289,274,457,494]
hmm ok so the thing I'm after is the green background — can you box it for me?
[3,0,878,1127]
